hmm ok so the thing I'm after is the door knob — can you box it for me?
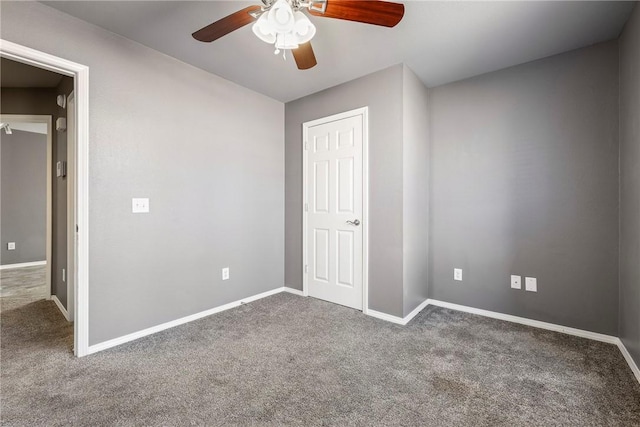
[346,219,360,226]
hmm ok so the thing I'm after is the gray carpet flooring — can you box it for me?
[1,292,639,426]
[0,266,48,312]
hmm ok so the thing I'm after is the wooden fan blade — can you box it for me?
[192,5,262,42]
[309,0,404,27]
[292,42,317,70]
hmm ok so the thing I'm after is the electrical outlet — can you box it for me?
[7,242,15,250]
[222,267,230,281]
[131,198,150,213]
[511,275,522,289]
[525,277,537,292]
[454,268,463,281]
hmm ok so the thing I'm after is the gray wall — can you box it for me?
[53,76,73,308]
[1,2,284,345]
[619,4,640,367]
[0,130,47,265]
[285,65,405,317]
[402,66,430,317]
[429,41,620,335]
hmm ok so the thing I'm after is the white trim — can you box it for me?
[51,295,70,321]
[367,298,430,326]
[283,287,304,296]
[616,339,640,384]
[403,299,430,323]
[66,91,76,323]
[427,299,639,385]
[366,309,406,325]
[302,106,369,312]
[427,299,618,344]
[86,287,285,355]
[1,39,90,357]
[74,283,640,386]
[0,114,52,300]
[0,260,47,270]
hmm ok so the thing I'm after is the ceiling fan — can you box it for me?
[192,0,405,70]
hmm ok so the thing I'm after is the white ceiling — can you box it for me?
[42,1,635,102]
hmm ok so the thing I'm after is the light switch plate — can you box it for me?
[132,198,149,213]
[511,275,522,289]
[525,277,537,292]
[7,242,15,250]
[454,268,463,281]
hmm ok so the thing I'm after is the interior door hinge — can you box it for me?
[304,203,308,212]
[305,265,308,273]
[304,141,308,150]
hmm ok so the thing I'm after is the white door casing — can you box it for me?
[303,107,368,311]
[67,92,76,322]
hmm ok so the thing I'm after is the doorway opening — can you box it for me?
[0,115,52,308]
[0,40,89,356]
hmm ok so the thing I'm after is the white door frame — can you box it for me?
[0,115,52,299]
[1,39,90,357]
[302,106,369,314]
[66,91,76,322]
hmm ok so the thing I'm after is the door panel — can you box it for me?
[337,230,354,287]
[306,114,363,310]
[313,160,330,213]
[314,228,329,282]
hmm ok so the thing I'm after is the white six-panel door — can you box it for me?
[303,109,367,310]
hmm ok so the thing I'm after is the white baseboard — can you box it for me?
[0,260,47,270]
[367,299,430,326]
[86,287,285,355]
[283,287,304,296]
[80,285,640,386]
[367,309,406,325]
[51,295,70,321]
[427,299,639,385]
[403,299,431,324]
[616,339,640,384]
[427,299,618,344]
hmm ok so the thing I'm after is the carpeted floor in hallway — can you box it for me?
[1,292,639,426]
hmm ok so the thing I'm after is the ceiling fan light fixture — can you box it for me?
[293,11,316,43]
[253,13,277,43]
[252,0,316,50]
[270,0,296,32]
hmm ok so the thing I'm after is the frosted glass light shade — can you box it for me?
[293,11,316,44]
[253,13,276,44]
[252,0,316,50]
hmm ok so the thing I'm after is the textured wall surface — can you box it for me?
[429,41,620,335]
[1,2,284,345]
[1,130,47,265]
[402,66,430,317]
[619,4,640,367]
